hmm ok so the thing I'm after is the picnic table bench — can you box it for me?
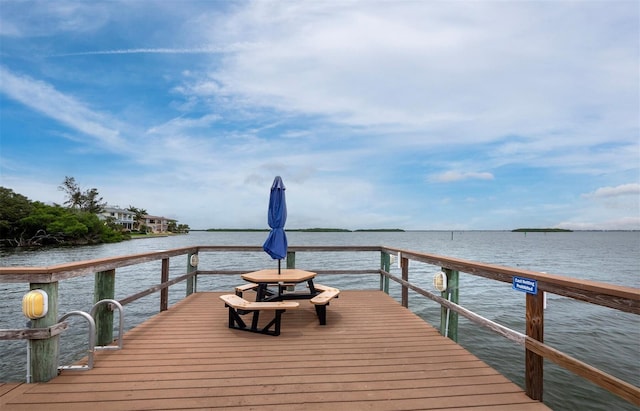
[310,283,340,325]
[219,294,299,336]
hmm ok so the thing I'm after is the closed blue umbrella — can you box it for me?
[262,176,288,273]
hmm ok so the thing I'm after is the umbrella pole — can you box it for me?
[278,259,281,274]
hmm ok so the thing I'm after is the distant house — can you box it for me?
[99,207,135,230]
[143,215,176,233]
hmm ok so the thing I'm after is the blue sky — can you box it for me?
[1,1,638,230]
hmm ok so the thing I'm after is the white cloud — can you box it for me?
[0,66,126,149]
[583,183,640,199]
[429,171,495,183]
[53,46,230,57]
[557,217,640,231]
[182,1,638,152]
[0,1,109,37]
[146,114,222,135]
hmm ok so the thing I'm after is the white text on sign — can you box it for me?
[513,276,538,295]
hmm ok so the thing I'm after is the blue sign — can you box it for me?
[513,276,538,295]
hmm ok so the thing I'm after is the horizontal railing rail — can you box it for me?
[381,268,639,406]
[380,246,639,314]
[1,245,638,407]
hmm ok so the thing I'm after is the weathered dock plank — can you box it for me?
[1,290,550,410]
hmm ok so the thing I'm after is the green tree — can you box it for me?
[16,203,69,245]
[1,187,126,247]
[59,176,83,209]
[0,187,34,240]
[83,188,106,214]
[127,206,147,231]
[19,203,123,245]
[58,176,106,213]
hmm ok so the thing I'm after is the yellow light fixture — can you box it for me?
[433,271,448,292]
[22,289,48,319]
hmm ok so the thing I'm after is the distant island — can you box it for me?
[354,229,405,232]
[512,228,573,232]
[203,228,268,232]
[200,228,405,232]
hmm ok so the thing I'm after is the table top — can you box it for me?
[241,268,316,283]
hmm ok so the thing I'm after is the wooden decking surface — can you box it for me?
[1,290,551,410]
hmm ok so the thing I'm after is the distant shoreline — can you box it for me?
[185,228,640,233]
[194,228,406,233]
[512,228,573,232]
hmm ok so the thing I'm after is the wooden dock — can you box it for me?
[1,290,550,410]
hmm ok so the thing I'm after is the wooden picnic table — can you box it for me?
[241,268,318,302]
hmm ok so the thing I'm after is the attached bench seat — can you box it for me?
[235,282,296,298]
[235,282,259,296]
[310,284,340,325]
[220,294,299,336]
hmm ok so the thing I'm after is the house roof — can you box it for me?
[103,207,134,214]
[143,215,177,222]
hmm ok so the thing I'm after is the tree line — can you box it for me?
[0,177,187,248]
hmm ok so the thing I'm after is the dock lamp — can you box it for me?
[190,254,199,267]
[433,271,448,292]
[433,271,454,338]
[22,289,48,320]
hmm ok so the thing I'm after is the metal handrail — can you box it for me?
[90,299,124,351]
[57,311,96,371]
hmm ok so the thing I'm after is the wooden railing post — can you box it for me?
[380,252,390,293]
[186,253,197,296]
[160,258,169,312]
[94,269,115,346]
[441,268,459,342]
[29,282,59,382]
[286,251,295,269]
[526,291,545,400]
[401,255,409,308]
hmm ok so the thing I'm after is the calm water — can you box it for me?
[1,231,639,410]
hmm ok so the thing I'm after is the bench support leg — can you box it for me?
[227,304,248,330]
[224,305,286,336]
[267,310,283,336]
[315,304,328,326]
[251,310,260,330]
